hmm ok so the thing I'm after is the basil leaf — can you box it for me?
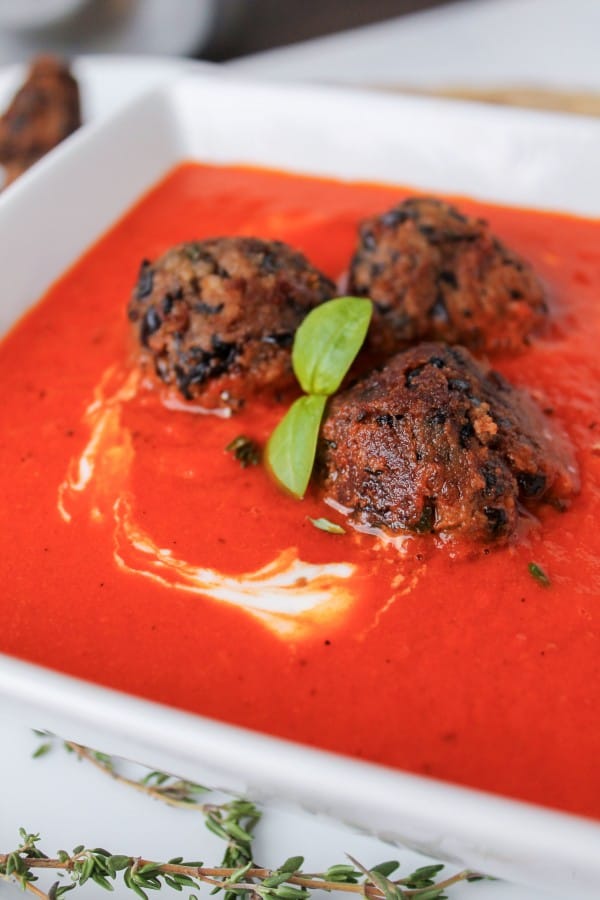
[266,394,327,499]
[292,296,372,395]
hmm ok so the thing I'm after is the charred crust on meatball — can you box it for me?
[317,343,578,543]
[127,237,336,408]
[348,197,547,357]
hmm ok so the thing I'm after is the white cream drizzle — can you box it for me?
[57,366,138,523]
[325,496,413,554]
[113,495,354,637]
[57,366,357,638]
[160,391,232,418]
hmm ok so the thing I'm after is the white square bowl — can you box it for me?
[2,70,600,897]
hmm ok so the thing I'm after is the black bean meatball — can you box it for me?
[348,197,547,357]
[318,343,578,543]
[127,237,336,409]
[0,55,81,187]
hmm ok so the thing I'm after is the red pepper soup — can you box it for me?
[1,163,599,819]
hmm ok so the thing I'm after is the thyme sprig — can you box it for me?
[22,733,489,900]
[32,733,209,810]
[30,732,262,899]
[0,832,483,900]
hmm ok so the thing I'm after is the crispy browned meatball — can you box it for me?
[0,55,81,187]
[348,197,547,356]
[318,343,578,543]
[128,237,336,409]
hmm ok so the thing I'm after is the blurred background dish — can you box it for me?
[0,1,446,64]
[0,0,241,61]
[1,0,599,118]
[227,0,600,108]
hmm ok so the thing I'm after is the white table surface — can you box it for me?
[229,0,600,93]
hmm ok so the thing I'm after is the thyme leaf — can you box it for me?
[31,743,52,760]
[528,562,551,587]
[308,517,345,535]
[225,436,260,468]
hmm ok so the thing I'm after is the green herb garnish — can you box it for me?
[1,830,483,900]
[226,435,260,468]
[528,562,551,587]
[19,732,488,900]
[266,395,327,498]
[266,297,372,498]
[292,296,373,395]
[309,517,346,535]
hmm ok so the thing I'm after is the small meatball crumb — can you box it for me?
[318,343,578,543]
[348,197,547,356]
[127,237,336,409]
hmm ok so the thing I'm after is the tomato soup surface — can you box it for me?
[2,163,600,820]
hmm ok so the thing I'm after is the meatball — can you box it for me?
[0,55,81,187]
[348,197,547,356]
[318,343,578,543]
[128,237,336,409]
